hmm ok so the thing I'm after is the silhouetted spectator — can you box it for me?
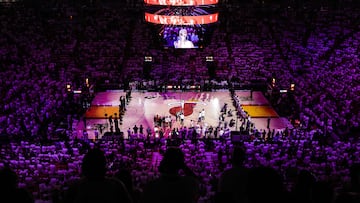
[115,169,141,203]
[217,146,249,203]
[349,163,360,193]
[247,166,287,203]
[140,147,200,203]
[312,181,334,203]
[289,170,316,203]
[0,167,34,203]
[64,148,133,203]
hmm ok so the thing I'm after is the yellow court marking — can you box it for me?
[85,106,121,118]
[241,105,279,118]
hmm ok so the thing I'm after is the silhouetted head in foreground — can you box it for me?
[0,167,34,203]
[247,166,285,203]
[159,147,185,174]
[81,148,107,180]
[231,146,246,167]
[0,166,18,189]
[350,163,360,191]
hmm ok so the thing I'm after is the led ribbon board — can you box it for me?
[144,0,218,6]
[145,13,218,25]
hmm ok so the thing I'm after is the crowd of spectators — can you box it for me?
[1,136,360,202]
[1,0,360,202]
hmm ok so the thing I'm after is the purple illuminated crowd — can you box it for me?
[1,0,360,203]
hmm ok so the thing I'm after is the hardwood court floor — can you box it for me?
[76,90,292,139]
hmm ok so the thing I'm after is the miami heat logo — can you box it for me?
[169,103,196,116]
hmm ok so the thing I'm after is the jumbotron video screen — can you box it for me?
[144,0,219,49]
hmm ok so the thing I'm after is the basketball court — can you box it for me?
[74,90,292,139]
